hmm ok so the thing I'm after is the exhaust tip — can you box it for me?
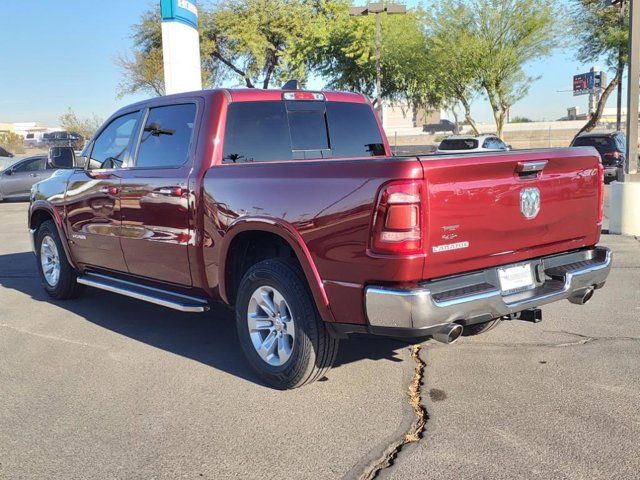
[432,323,464,344]
[569,287,595,305]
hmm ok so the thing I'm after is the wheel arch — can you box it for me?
[219,218,335,324]
[29,202,76,269]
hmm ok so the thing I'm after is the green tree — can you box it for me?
[424,2,483,134]
[59,109,103,140]
[307,3,442,108]
[116,8,219,97]
[471,0,561,138]
[200,0,328,88]
[572,0,629,135]
[0,132,25,155]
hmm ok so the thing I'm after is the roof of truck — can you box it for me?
[122,88,368,110]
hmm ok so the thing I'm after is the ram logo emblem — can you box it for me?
[520,187,541,219]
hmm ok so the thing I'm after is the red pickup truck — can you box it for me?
[29,88,612,389]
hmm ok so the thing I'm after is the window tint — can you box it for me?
[14,157,46,172]
[222,101,385,163]
[287,102,329,154]
[326,103,385,157]
[26,133,34,139]
[439,139,478,150]
[223,102,291,163]
[135,104,196,168]
[89,112,140,169]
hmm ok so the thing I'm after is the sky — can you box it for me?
[0,0,627,127]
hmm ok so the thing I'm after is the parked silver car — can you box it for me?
[0,155,57,201]
[436,134,511,154]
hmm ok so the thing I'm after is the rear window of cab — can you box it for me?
[222,101,385,163]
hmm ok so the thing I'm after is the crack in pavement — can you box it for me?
[353,345,428,480]
[0,323,104,349]
[445,329,640,349]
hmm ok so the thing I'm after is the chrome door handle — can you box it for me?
[516,160,548,173]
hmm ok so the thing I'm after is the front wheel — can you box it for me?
[35,220,83,300]
[235,259,339,389]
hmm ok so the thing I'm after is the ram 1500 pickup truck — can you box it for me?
[29,88,612,389]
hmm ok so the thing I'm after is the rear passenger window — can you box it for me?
[222,101,385,163]
[325,103,385,157]
[223,102,291,163]
[136,104,196,168]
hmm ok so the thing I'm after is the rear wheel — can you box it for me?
[462,318,502,337]
[35,220,83,300]
[235,259,339,389]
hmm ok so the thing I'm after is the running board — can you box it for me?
[77,273,210,312]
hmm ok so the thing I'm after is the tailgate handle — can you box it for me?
[516,160,548,174]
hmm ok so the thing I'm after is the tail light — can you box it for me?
[370,180,423,255]
[597,162,604,224]
[603,151,622,160]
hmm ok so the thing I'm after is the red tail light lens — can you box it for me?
[370,180,423,255]
[603,151,621,159]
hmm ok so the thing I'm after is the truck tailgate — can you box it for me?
[418,148,602,280]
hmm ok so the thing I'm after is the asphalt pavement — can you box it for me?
[1,200,638,479]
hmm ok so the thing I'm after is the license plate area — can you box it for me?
[497,263,535,295]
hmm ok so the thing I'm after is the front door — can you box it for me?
[118,102,197,286]
[65,111,142,272]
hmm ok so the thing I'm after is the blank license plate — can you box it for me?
[497,264,535,294]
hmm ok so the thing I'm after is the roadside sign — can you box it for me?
[573,71,606,96]
[160,0,198,29]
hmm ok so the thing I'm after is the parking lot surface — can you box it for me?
[1,201,638,479]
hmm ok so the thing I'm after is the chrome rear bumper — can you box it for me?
[365,247,612,332]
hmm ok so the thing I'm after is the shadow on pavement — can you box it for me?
[0,252,407,388]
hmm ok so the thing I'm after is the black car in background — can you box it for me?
[571,132,626,183]
[423,119,461,135]
[42,131,84,150]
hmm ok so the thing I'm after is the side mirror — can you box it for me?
[48,146,75,169]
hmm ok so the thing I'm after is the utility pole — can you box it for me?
[349,2,407,125]
[626,0,639,175]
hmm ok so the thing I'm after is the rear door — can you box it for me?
[65,111,142,272]
[118,101,199,286]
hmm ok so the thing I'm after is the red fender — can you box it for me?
[218,217,336,324]
[29,200,77,269]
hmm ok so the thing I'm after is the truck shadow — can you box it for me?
[0,252,407,388]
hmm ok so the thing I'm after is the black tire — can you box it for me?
[235,259,339,389]
[462,318,502,337]
[35,220,83,300]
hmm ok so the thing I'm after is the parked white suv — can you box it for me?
[436,135,510,154]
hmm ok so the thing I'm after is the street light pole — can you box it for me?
[375,11,382,118]
[349,2,407,124]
